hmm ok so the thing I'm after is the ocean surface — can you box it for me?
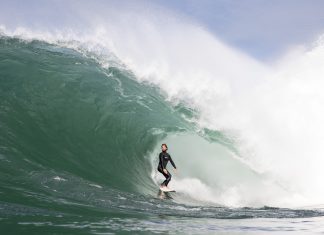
[1,36,324,234]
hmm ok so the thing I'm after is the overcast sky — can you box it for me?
[1,0,324,61]
[154,0,324,60]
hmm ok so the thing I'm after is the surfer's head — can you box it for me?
[161,143,168,152]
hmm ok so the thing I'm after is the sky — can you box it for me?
[153,0,324,61]
[1,0,324,61]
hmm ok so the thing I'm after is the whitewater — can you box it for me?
[1,1,324,234]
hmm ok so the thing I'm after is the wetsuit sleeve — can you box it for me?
[169,155,177,169]
[159,153,165,169]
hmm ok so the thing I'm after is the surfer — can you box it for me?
[157,143,177,190]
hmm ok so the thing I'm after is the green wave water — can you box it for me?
[1,37,324,234]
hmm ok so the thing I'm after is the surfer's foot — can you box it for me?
[160,184,168,190]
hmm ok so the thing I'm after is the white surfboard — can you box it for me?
[159,187,176,192]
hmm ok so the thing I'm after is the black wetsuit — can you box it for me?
[157,151,176,187]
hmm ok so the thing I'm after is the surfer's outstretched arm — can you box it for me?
[169,155,177,169]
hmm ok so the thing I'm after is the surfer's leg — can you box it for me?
[163,171,172,187]
[158,167,168,187]
[161,172,169,187]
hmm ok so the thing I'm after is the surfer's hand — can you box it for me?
[174,168,178,174]
[163,169,168,174]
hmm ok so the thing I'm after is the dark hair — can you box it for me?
[161,143,168,149]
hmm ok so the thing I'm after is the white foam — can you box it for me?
[53,176,67,182]
[89,184,103,189]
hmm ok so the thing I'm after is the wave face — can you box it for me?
[0,36,193,194]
